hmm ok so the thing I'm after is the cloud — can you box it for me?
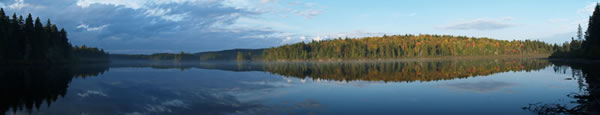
[444,81,513,93]
[144,8,189,22]
[0,0,290,54]
[225,0,322,19]
[76,0,146,9]
[260,0,278,4]
[439,18,516,31]
[279,31,388,44]
[77,90,108,97]
[0,0,329,54]
[7,0,40,9]
[8,0,25,9]
[293,9,320,19]
[578,3,597,15]
[76,0,204,22]
[77,24,109,31]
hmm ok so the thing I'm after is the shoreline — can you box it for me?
[264,54,551,63]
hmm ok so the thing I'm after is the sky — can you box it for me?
[0,0,598,54]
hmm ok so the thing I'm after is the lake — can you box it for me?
[2,58,598,115]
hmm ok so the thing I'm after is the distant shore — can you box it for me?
[264,54,551,62]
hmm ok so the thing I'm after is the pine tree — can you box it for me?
[23,14,34,60]
[0,8,5,59]
[32,17,48,59]
[578,24,584,41]
[584,4,600,59]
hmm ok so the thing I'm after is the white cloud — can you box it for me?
[293,9,320,19]
[76,0,197,22]
[8,0,27,9]
[578,3,597,15]
[311,36,323,41]
[260,0,278,4]
[76,0,146,9]
[279,31,388,44]
[439,18,516,31]
[77,90,108,97]
[224,0,322,19]
[77,24,109,31]
[144,8,189,22]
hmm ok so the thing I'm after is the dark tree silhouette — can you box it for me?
[583,4,600,59]
[0,9,108,63]
[550,4,600,59]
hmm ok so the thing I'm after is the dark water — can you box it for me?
[1,59,599,115]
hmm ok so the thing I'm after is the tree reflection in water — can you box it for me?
[0,64,109,114]
[523,60,600,114]
[263,59,551,82]
[8,58,594,114]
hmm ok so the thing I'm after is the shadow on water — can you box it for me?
[522,60,600,114]
[0,64,109,114]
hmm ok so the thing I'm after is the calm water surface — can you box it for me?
[2,58,598,115]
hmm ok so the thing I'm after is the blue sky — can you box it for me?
[0,0,597,54]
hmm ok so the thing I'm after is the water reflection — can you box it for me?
[0,64,109,114]
[4,58,599,114]
[262,59,551,82]
[111,59,552,82]
[523,60,600,114]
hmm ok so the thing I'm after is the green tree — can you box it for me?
[0,12,108,63]
[583,4,600,59]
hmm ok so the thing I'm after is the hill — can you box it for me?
[264,34,554,61]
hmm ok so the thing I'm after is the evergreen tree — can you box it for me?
[0,12,108,63]
[32,17,48,59]
[24,14,34,60]
[0,8,5,59]
[578,24,584,41]
[584,4,600,59]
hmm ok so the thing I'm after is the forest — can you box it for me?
[263,35,554,61]
[0,9,108,63]
[550,4,600,59]
[110,49,264,62]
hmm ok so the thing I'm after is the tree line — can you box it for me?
[550,4,600,59]
[111,49,264,62]
[264,34,554,61]
[0,8,108,63]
